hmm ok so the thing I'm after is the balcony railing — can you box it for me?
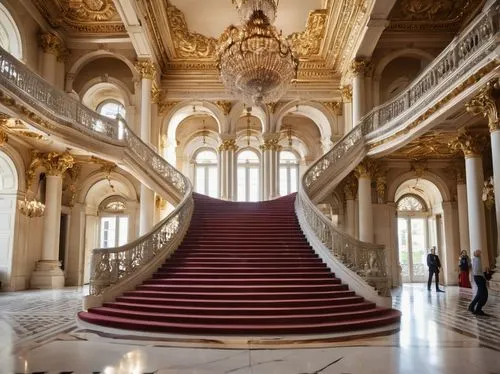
[0,47,193,297]
[297,2,499,297]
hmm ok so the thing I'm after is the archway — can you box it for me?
[0,3,23,59]
[0,150,18,288]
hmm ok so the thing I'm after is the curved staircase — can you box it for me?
[78,193,401,335]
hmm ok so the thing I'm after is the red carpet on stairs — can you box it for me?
[78,193,401,335]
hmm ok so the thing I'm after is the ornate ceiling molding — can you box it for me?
[287,9,328,57]
[32,0,126,35]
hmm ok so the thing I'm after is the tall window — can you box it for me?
[397,194,428,283]
[0,4,22,59]
[237,149,260,202]
[279,150,299,196]
[99,198,128,248]
[97,100,126,119]
[194,149,218,197]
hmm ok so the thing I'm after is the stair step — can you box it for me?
[136,283,348,293]
[156,266,329,273]
[143,277,341,286]
[152,271,335,279]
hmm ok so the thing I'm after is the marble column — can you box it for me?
[135,60,156,235]
[451,132,489,267]
[31,152,74,289]
[218,136,238,200]
[355,159,375,243]
[350,59,370,127]
[342,85,353,133]
[466,79,500,286]
[260,133,281,200]
[39,33,63,86]
[343,174,357,237]
[455,164,470,253]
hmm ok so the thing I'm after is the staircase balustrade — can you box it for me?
[0,47,193,299]
[297,3,499,298]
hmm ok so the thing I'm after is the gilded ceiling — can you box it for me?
[387,131,462,160]
[33,0,126,35]
[387,0,485,32]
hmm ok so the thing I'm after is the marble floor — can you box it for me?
[0,284,499,374]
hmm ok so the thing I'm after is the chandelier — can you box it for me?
[216,0,299,105]
[18,198,45,218]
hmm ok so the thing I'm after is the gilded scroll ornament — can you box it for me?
[287,9,328,57]
[342,85,353,103]
[39,33,64,56]
[159,101,180,116]
[151,82,161,104]
[466,78,500,133]
[350,58,371,77]
[65,0,117,21]
[0,128,8,145]
[354,158,377,179]
[343,172,358,200]
[166,4,217,59]
[482,176,495,209]
[322,101,342,115]
[266,102,280,114]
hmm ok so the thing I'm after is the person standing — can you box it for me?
[458,250,472,288]
[468,249,489,316]
[427,246,444,292]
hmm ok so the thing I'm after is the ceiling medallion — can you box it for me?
[216,0,299,105]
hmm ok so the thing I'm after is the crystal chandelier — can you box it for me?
[217,0,298,105]
[18,198,45,218]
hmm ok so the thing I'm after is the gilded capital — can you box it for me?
[354,158,377,179]
[42,152,75,176]
[39,32,64,56]
[343,173,358,200]
[449,131,488,158]
[350,58,370,77]
[465,79,500,133]
[260,134,282,152]
[341,85,352,103]
[135,59,157,80]
[218,138,238,152]
[322,101,342,116]
[216,101,233,115]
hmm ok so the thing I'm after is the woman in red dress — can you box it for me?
[458,250,472,288]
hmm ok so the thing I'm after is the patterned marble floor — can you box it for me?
[0,284,499,374]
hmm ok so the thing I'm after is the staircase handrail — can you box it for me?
[297,2,499,298]
[0,46,194,297]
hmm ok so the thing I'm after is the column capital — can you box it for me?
[40,152,74,176]
[342,172,358,200]
[218,138,238,152]
[260,133,282,152]
[135,59,157,80]
[39,32,64,56]
[449,131,488,158]
[350,58,372,77]
[341,85,352,103]
[466,78,500,133]
[354,158,377,179]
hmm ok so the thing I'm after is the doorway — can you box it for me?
[397,216,428,283]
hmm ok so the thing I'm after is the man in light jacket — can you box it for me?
[468,249,489,316]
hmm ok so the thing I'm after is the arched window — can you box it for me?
[97,100,125,119]
[99,197,128,248]
[193,149,218,197]
[0,4,22,59]
[237,149,260,202]
[396,194,429,283]
[279,150,299,196]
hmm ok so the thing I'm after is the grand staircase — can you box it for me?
[78,193,400,335]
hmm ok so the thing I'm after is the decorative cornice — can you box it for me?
[466,78,500,133]
[287,9,328,57]
[216,101,233,115]
[135,59,157,80]
[218,139,238,152]
[449,131,489,158]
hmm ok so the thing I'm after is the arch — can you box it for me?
[80,79,133,109]
[163,101,226,145]
[387,171,450,204]
[77,170,138,207]
[67,51,139,84]
[0,3,23,59]
[275,101,334,140]
[228,102,267,134]
[374,49,435,79]
[183,135,219,161]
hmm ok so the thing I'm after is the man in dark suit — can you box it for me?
[427,246,444,292]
